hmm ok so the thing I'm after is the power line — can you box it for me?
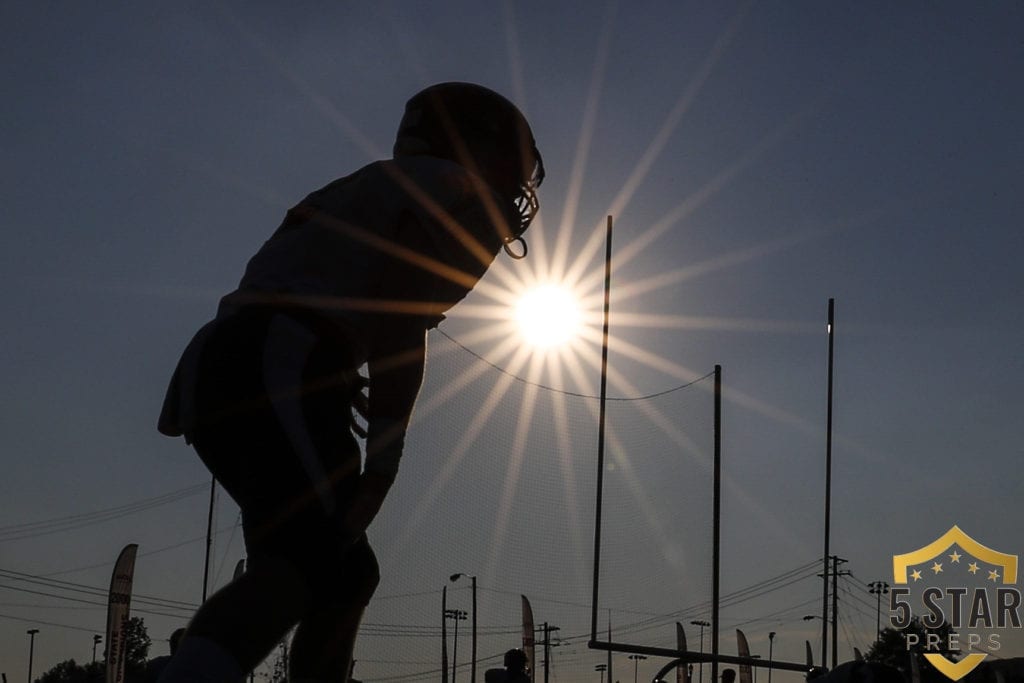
[435,329,714,401]
[0,483,209,542]
[41,523,241,578]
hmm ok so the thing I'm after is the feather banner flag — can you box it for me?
[677,623,691,683]
[736,629,752,683]
[105,544,138,683]
[522,595,535,682]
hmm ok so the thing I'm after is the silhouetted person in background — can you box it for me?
[484,649,530,683]
[503,648,530,683]
[156,82,544,683]
[143,628,185,683]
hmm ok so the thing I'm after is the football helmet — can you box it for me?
[393,82,545,258]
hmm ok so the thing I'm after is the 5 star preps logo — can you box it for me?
[890,526,1021,681]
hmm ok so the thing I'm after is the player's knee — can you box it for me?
[351,548,380,606]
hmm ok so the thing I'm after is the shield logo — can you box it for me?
[891,526,1019,681]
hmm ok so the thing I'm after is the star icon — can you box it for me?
[949,551,962,563]
[989,570,1001,582]
[911,569,923,582]
[968,562,980,574]
[932,562,943,574]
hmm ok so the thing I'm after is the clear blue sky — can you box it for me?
[2,2,1022,683]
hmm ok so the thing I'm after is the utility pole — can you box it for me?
[540,623,560,683]
[831,557,850,667]
[26,629,39,683]
[690,620,710,683]
[868,581,891,644]
[446,609,468,683]
[596,664,608,683]
[450,573,477,683]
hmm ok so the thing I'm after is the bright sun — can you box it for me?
[515,284,583,348]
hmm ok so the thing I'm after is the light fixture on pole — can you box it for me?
[628,654,647,683]
[767,632,776,683]
[868,581,890,643]
[691,620,710,683]
[451,573,477,683]
[92,634,102,664]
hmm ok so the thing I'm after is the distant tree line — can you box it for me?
[34,617,154,683]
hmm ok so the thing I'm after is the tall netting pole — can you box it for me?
[711,365,722,683]
[590,215,614,643]
[821,298,835,670]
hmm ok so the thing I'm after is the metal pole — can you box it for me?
[26,629,39,683]
[452,612,460,683]
[608,610,613,683]
[442,586,449,683]
[92,635,102,664]
[450,574,477,683]
[821,298,835,670]
[690,621,709,683]
[868,581,890,643]
[832,556,839,667]
[712,366,722,683]
[472,576,477,683]
[629,655,647,683]
[544,623,550,683]
[768,633,775,683]
[830,558,849,666]
[202,475,216,602]
[591,216,614,643]
[875,585,882,643]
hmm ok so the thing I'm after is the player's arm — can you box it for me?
[341,321,426,538]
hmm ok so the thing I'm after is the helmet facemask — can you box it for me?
[502,141,544,259]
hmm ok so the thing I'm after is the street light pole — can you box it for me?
[26,629,39,683]
[628,654,647,683]
[690,620,710,683]
[451,573,477,683]
[92,634,102,664]
[767,632,776,683]
[868,581,891,644]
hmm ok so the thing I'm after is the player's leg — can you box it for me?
[161,309,360,683]
[164,555,311,683]
[288,537,380,682]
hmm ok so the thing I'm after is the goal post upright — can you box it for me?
[590,215,614,643]
[712,364,721,683]
[584,222,810,678]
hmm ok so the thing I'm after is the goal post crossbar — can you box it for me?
[587,640,812,674]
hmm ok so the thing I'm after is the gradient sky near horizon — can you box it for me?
[3,3,1023,683]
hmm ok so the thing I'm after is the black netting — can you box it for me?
[356,333,716,682]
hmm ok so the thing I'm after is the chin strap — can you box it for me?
[503,236,528,259]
